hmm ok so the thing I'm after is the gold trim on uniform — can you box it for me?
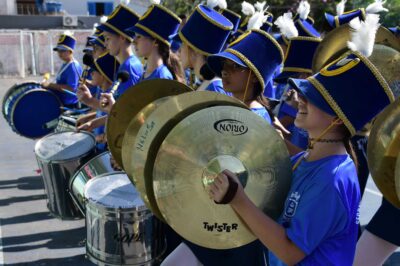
[196,6,233,31]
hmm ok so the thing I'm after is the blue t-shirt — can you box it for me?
[114,55,143,98]
[251,107,272,124]
[55,60,82,105]
[205,79,231,96]
[141,64,173,81]
[269,152,360,266]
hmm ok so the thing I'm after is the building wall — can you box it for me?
[0,0,17,15]
[58,0,149,16]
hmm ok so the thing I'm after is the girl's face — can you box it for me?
[91,70,104,87]
[133,34,155,58]
[294,94,336,134]
[93,44,107,59]
[104,31,123,57]
[221,59,253,93]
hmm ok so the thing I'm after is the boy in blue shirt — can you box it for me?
[41,33,82,108]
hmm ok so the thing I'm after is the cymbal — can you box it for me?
[312,25,400,73]
[129,91,247,221]
[396,154,400,202]
[153,106,292,249]
[106,79,192,169]
[368,96,400,208]
[122,97,169,178]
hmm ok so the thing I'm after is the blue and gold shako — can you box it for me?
[220,8,242,33]
[275,36,321,83]
[88,28,106,48]
[207,29,284,90]
[127,4,181,46]
[325,8,366,28]
[179,5,233,55]
[289,51,395,135]
[97,4,140,42]
[92,52,120,84]
[53,34,76,51]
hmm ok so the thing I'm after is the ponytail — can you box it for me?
[339,124,359,170]
[254,82,275,120]
[157,40,185,84]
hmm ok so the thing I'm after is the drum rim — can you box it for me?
[10,88,62,138]
[84,171,148,212]
[34,131,96,163]
[2,81,41,120]
[69,151,112,191]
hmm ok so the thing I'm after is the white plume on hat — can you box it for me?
[247,2,270,30]
[366,0,388,13]
[120,0,131,5]
[207,0,227,9]
[149,0,161,4]
[63,30,74,36]
[297,0,310,20]
[100,15,108,24]
[241,1,255,16]
[347,14,380,57]
[336,0,347,15]
[274,12,298,39]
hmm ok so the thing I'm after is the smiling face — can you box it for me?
[132,34,155,58]
[294,94,337,134]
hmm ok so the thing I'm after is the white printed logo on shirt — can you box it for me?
[284,192,301,219]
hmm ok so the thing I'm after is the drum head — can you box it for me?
[12,89,62,138]
[85,172,145,210]
[35,131,95,162]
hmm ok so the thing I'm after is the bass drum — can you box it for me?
[2,82,62,138]
[69,151,114,216]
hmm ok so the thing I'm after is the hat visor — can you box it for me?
[207,51,247,76]
[97,23,119,36]
[83,47,93,53]
[89,38,106,48]
[53,45,71,52]
[324,13,335,28]
[127,25,152,38]
[288,78,336,116]
[274,71,303,84]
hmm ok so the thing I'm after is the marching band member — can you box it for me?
[176,2,233,94]
[209,16,395,265]
[126,1,185,82]
[162,29,286,266]
[41,32,82,108]
[77,52,119,151]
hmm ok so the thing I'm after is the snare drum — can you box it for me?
[35,131,96,219]
[2,82,62,138]
[69,151,114,215]
[85,172,166,266]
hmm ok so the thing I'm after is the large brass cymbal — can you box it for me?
[396,154,400,201]
[129,91,247,221]
[106,79,192,169]
[368,96,400,208]
[312,25,400,73]
[153,106,292,249]
[122,97,169,179]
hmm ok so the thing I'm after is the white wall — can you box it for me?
[58,0,149,16]
[0,0,17,15]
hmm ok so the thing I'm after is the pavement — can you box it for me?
[0,77,398,265]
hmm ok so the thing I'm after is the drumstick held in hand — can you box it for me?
[101,71,130,107]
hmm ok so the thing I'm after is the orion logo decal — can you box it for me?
[214,119,248,136]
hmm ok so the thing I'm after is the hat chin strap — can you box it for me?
[292,117,342,171]
[242,70,252,103]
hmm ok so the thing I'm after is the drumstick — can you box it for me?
[42,72,50,83]
[100,71,130,108]
[62,88,77,96]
